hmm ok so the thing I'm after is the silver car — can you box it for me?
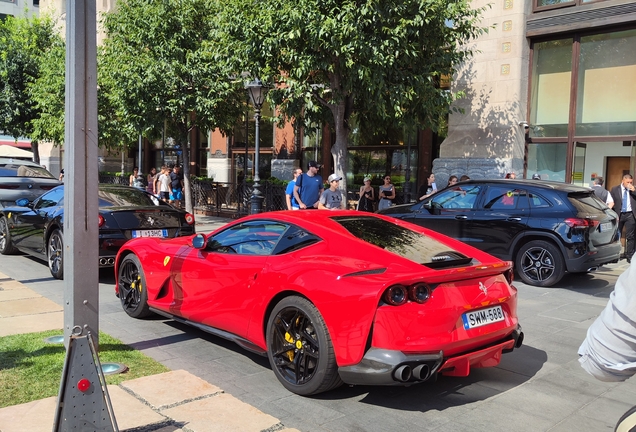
[0,157,61,208]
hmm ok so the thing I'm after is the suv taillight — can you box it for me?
[564,217,599,228]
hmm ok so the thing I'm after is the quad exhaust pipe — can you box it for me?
[393,363,432,382]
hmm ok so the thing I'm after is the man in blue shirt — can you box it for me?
[285,168,302,210]
[294,161,324,209]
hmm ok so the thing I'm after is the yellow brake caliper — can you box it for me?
[285,332,295,361]
[130,275,142,293]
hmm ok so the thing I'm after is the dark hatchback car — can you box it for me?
[0,184,195,279]
[379,179,621,287]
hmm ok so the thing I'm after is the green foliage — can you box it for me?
[215,0,488,188]
[0,13,61,144]
[0,330,169,408]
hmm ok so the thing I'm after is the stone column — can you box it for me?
[434,0,530,181]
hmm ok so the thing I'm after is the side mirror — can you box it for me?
[192,233,206,249]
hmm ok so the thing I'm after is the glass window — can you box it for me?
[529,193,552,208]
[208,220,287,255]
[0,162,56,178]
[232,103,274,149]
[576,30,636,136]
[530,39,572,138]
[97,186,157,207]
[483,187,525,210]
[332,216,469,266]
[536,0,573,6]
[34,187,64,209]
[430,185,482,209]
[527,143,567,182]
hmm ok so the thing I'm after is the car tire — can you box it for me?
[117,254,152,318]
[0,216,17,255]
[516,240,565,287]
[266,296,343,396]
[47,229,64,280]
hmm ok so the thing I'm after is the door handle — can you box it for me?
[455,215,468,220]
[507,217,521,222]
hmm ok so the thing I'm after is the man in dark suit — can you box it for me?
[610,174,636,263]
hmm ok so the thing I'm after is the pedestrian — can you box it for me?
[610,174,636,262]
[129,167,139,187]
[378,175,395,210]
[591,177,613,209]
[59,169,64,182]
[531,173,541,180]
[170,165,184,208]
[285,167,302,210]
[146,167,157,195]
[158,166,171,203]
[447,175,458,187]
[418,173,437,201]
[293,160,324,209]
[319,174,345,210]
[357,176,375,212]
[460,174,470,181]
[505,172,516,179]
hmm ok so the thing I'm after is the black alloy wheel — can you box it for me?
[266,296,342,396]
[0,217,17,255]
[117,254,151,318]
[47,229,64,279]
[516,240,565,287]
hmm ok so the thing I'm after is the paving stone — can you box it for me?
[0,296,62,317]
[161,393,280,432]
[120,370,222,410]
[0,311,63,336]
[109,385,166,430]
[0,286,42,301]
[0,279,29,290]
[0,396,57,432]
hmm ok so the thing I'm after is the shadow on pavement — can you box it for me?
[312,345,547,411]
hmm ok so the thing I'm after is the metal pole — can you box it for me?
[64,0,99,347]
[251,107,263,214]
[404,130,412,203]
[243,105,249,214]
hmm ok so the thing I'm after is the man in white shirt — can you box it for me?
[591,177,613,208]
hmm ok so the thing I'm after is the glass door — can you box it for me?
[571,142,587,186]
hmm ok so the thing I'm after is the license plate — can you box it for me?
[462,305,505,330]
[132,229,168,238]
[599,222,612,232]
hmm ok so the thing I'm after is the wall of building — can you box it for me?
[435,0,531,180]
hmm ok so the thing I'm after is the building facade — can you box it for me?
[436,0,636,190]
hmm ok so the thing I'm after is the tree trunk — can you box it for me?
[329,100,350,205]
[30,140,40,165]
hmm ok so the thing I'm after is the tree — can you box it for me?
[99,0,247,213]
[0,13,62,163]
[215,0,488,191]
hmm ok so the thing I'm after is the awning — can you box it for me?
[0,145,34,158]
[0,136,31,149]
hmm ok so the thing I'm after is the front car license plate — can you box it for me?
[600,222,612,232]
[462,305,505,330]
[132,229,168,238]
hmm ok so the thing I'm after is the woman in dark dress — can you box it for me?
[357,177,375,212]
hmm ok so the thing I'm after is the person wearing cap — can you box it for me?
[531,173,541,180]
[294,160,324,209]
[285,167,302,210]
[319,174,345,210]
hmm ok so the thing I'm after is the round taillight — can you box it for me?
[98,214,105,228]
[409,284,431,304]
[184,213,195,225]
[383,285,408,306]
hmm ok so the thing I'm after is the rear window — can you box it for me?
[332,216,471,267]
[98,187,157,207]
[568,192,607,214]
[0,163,56,178]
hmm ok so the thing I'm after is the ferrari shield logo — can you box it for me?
[479,282,488,295]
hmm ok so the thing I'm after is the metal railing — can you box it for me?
[98,175,413,217]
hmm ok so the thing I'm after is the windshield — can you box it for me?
[332,216,469,266]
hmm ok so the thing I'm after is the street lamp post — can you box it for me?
[245,78,269,214]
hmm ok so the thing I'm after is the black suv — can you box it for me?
[379,179,621,287]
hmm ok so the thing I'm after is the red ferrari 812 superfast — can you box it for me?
[115,210,523,395]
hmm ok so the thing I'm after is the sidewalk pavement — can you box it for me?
[0,262,299,431]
